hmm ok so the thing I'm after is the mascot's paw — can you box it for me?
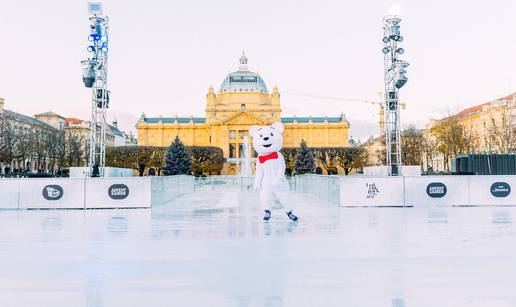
[263,210,271,221]
[286,211,299,222]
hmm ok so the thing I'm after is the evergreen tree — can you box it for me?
[294,139,315,175]
[163,136,192,175]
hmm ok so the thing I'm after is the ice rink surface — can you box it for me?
[1,187,516,307]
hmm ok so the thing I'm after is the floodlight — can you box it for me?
[382,47,390,54]
[87,2,103,15]
[396,48,404,54]
[81,59,97,88]
[394,61,409,89]
[384,17,401,40]
[87,46,95,52]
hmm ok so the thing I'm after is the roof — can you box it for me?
[141,116,347,125]
[281,117,345,123]
[219,54,268,93]
[34,111,65,119]
[455,93,514,118]
[456,102,491,118]
[65,117,84,124]
[108,124,124,137]
[3,109,56,130]
[143,117,206,124]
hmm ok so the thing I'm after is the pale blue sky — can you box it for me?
[0,0,515,140]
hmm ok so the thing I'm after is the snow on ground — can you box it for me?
[0,189,516,307]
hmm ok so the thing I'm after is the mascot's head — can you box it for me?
[250,122,284,156]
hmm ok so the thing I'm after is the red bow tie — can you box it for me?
[258,152,278,164]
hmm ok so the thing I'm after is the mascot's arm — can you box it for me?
[276,152,286,180]
[254,162,264,190]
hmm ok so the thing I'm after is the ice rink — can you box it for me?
[1,186,516,307]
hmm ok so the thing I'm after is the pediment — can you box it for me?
[220,111,267,126]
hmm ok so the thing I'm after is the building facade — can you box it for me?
[0,97,136,175]
[0,98,59,174]
[136,54,350,174]
[423,92,516,172]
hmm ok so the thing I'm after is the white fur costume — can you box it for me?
[250,122,292,213]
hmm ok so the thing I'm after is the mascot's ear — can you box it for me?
[250,125,260,137]
[271,122,284,133]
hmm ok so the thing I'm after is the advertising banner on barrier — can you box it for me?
[85,177,151,209]
[340,176,404,207]
[0,180,20,209]
[469,176,516,206]
[18,178,86,209]
[404,176,470,206]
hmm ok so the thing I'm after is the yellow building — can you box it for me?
[136,54,350,174]
[424,92,515,172]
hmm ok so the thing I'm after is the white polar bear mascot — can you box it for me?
[250,122,299,222]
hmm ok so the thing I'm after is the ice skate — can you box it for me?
[286,211,298,222]
[263,210,271,221]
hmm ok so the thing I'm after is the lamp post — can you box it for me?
[382,15,409,176]
[81,2,110,177]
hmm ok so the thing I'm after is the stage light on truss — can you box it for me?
[81,59,97,88]
[394,61,409,89]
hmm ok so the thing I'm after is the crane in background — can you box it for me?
[281,91,406,133]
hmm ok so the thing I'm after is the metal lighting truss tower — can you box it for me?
[81,2,110,177]
[382,15,409,176]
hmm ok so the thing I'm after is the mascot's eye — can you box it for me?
[259,134,262,138]
[270,133,274,136]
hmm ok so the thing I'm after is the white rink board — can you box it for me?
[85,178,151,209]
[340,176,404,207]
[404,176,470,206]
[469,176,516,206]
[0,180,20,209]
[18,178,86,209]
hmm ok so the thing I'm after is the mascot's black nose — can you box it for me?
[263,137,269,141]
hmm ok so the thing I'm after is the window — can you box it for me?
[229,144,236,158]
[238,144,245,158]
[229,131,236,140]
[241,104,246,110]
[239,130,248,139]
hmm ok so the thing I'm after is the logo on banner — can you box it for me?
[42,185,64,201]
[491,182,511,198]
[366,183,380,199]
[426,182,447,198]
[108,184,130,200]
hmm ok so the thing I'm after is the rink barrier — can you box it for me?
[292,174,516,207]
[151,175,195,205]
[0,177,160,209]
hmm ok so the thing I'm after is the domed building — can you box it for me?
[136,53,350,174]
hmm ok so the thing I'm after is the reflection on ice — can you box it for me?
[0,189,516,306]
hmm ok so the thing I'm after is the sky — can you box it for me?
[0,0,515,141]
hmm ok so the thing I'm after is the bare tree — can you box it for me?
[16,128,35,172]
[337,147,368,175]
[66,132,85,167]
[0,114,19,173]
[430,116,468,171]
[312,147,339,174]
[33,130,49,173]
[401,126,424,166]
[487,105,516,153]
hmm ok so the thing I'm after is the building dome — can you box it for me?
[219,52,268,93]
